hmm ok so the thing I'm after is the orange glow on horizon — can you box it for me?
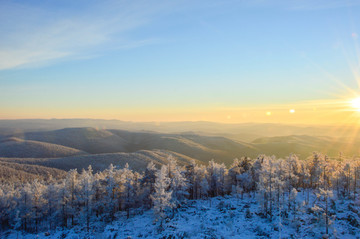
[2,97,360,125]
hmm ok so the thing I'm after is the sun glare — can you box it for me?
[351,97,360,111]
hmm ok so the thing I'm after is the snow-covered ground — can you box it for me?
[3,194,360,239]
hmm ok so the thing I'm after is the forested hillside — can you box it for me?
[1,153,360,238]
[2,127,360,165]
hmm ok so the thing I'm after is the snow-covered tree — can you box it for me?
[151,165,173,228]
[122,163,136,219]
[104,164,117,221]
[141,161,157,208]
[257,155,278,220]
[207,160,228,197]
[167,157,188,209]
[64,169,79,226]
[16,183,33,231]
[78,166,94,231]
[229,157,254,198]
[308,152,325,190]
[31,179,46,233]
[43,182,60,230]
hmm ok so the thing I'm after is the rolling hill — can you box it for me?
[16,128,256,164]
[7,127,360,164]
[0,137,87,158]
[109,130,256,164]
[0,149,201,172]
[252,135,360,158]
[20,127,128,154]
[0,126,359,179]
[1,119,357,142]
[0,161,65,182]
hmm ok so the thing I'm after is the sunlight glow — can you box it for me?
[350,97,360,111]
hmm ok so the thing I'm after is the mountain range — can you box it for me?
[1,120,359,182]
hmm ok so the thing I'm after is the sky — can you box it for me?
[1,0,360,124]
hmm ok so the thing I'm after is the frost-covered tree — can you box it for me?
[43,182,60,230]
[58,181,68,228]
[0,184,16,231]
[193,164,209,199]
[104,164,117,221]
[207,160,228,197]
[122,163,136,219]
[78,166,94,231]
[151,165,173,228]
[92,172,106,218]
[257,155,278,220]
[16,183,32,231]
[4,151,360,236]
[308,152,325,190]
[64,169,79,226]
[31,179,46,233]
[289,188,298,220]
[141,161,157,208]
[299,160,311,203]
[229,157,254,199]
[283,154,299,211]
[312,156,333,236]
[167,157,188,209]
[339,162,352,197]
[353,158,360,197]
[185,160,197,200]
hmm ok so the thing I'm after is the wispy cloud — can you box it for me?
[0,0,171,70]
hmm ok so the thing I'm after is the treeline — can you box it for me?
[1,153,359,234]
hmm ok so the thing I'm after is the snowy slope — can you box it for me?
[4,195,359,239]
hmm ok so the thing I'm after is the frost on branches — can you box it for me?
[1,153,360,238]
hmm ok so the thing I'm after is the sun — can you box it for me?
[350,97,360,111]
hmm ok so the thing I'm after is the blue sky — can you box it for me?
[1,0,360,122]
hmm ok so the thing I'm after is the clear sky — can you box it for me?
[1,0,360,124]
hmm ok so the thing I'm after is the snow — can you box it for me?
[3,194,359,239]
[2,154,360,238]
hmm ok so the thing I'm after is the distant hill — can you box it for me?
[0,149,201,172]
[17,128,257,164]
[21,127,128,154]
[109,130,256,164]
[0,137,87,158]
[252,135,360,158]
[0,161,65,183]
[1,119,356,142]
[0,126,359,174]
[2,121,360,183]
[6,127,360,165]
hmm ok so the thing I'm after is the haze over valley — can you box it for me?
[1,119,360,183]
